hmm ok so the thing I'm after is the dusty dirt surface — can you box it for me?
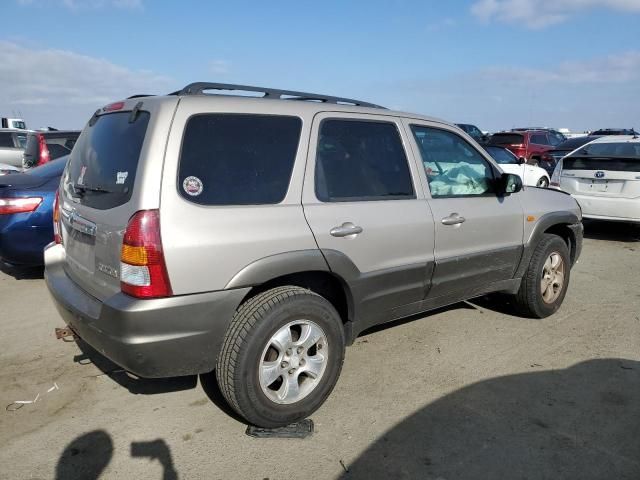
[1,221,639,480]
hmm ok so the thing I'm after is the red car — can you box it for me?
[488,130,556,165]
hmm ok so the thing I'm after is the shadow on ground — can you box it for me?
[55,430,177,480]
[0,262,44,280]
[583,220,640,243]
[72,339,244,422]
[73,339,197,395]
[341,358,640,480]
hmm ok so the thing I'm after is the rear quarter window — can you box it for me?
[177,114,302,205]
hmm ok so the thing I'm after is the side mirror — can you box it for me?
[498,173,523,196]
[518,156,527,164]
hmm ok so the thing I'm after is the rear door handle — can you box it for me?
[330,222,363,238]
[441,213,466,226]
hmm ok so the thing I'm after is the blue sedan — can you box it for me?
[0,156,67,266]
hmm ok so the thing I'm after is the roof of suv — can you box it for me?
[118,81,450,126]
[584,135,639,145]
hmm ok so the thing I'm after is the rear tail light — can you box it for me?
[37,133,50,166]
[53,189,62,244]
[0,197,43,215]
[120,210,172,299]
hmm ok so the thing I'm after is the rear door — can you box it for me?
[405,121,524,299]
[302,112,435,328]
[59,99,176,301]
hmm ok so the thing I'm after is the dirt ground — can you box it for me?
[1,221,639,480]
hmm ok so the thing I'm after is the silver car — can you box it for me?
[45,82,583,427]
[0,129,28,167]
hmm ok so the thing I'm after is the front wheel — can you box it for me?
[216,286,345,428]
[513,234,571,318]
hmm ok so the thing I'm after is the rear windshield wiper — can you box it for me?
[72,183,116,194]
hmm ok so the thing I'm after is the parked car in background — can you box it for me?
[553,136,639,223]
[512,128,566,145]
[0,129,28,167]
[1,117,27,130]
[484,146,550,187]
[539,136,602,176]
[488,130,555,165]
[45,82,582,429]
[456,123,486,144]
[0,163,21,176]
[0,156,67,266]
[22,130,80,169]
[589,128,638,136]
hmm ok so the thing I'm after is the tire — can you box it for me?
[536,177,549,188]
[513,234,571,318]
[216,286,345,428]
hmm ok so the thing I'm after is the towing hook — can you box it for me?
[55,327,77,343]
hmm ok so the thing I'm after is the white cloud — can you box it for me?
[377,51,640,132]
[0,41,172,128]
[471,0,640,28]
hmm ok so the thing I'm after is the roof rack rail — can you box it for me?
[170,82,385,109]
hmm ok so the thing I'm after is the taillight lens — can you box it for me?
[37,133,50,166]
[53,189,62,244]
[0,197,43,215]
[120,210,172,299]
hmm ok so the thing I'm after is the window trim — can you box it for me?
[313,117,417,203]
[409,123,501,199]
[176,112,304,206]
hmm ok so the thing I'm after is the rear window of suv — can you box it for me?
[178,114,302,205]
[64,111,150,210]
[489,133,523,145]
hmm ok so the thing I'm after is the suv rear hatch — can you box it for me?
[59,98,177,301]
[489,132,526,157]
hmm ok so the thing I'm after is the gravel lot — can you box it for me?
[1,221,639,480]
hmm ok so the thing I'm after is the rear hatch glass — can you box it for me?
[489,133,523,145]
[64,112,150,210]
[563,157,640,172]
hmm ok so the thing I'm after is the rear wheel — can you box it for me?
[216,286,345,428]
[536,176,549,188]
[514,234,570,318]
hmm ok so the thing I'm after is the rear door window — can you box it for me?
[64,111,150,210]
[178,114,302,205]
[315,119,414,202]
[530,134,549,145]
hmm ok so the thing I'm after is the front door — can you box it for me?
[404,122,524,299]
[302,112,435,329]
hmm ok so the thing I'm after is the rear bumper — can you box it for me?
[44,243,250,378]
[0,217,51,266]
[573,194,640,223]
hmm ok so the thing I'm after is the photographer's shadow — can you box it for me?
[55,430,177,480]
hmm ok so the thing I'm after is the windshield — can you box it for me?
[64,111,150,209]
[485,146,518,164]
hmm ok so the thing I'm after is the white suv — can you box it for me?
[554,136,640,223]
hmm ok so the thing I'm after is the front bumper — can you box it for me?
[44,244,250,378]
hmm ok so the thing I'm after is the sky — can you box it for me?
[0,0,639,132]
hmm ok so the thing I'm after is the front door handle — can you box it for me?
[441,213,466,226]
[330,222,363,238]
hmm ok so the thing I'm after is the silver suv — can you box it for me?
[45,82,583,428]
